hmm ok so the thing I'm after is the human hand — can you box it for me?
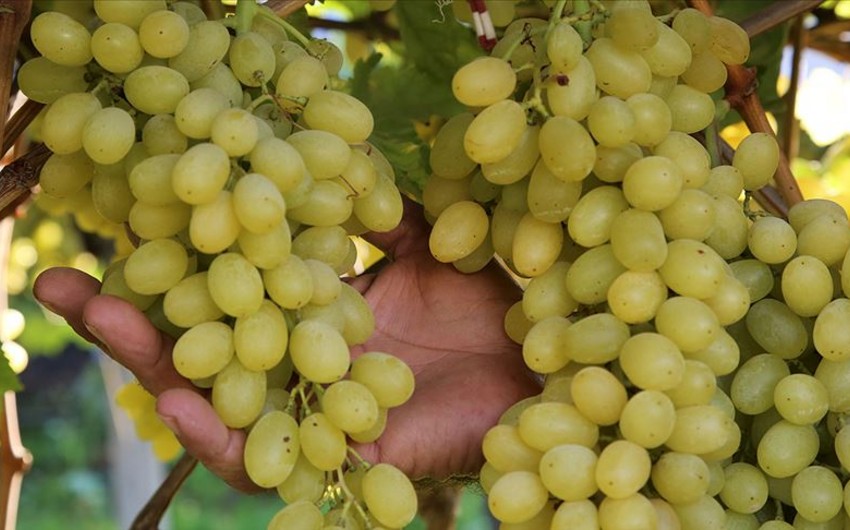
[32,200,540,491]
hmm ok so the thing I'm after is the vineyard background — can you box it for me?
[4,0,850,528]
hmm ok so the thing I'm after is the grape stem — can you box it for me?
[254,6,311,47]
[0,0,32,157]
[334,468,371,527]
[233,0,258,36]
[687,0,804,212]
[572,0,592,45]
[130,452,199,530]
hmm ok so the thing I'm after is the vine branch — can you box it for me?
[266,0,312,18]
[687,0,805,211]
[2,100,43,160]
[130,453,198,530]
[783,14,806,162]
[739,0,822,39]
[0,0,32,154]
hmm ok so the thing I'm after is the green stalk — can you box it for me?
[573,0,592,45]
[255,6,311,47]
[234,0,257,35]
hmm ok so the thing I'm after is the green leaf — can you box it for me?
[0,357,22,393]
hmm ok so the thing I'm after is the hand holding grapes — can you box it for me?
[33,200,540,491]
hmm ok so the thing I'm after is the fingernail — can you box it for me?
[38,299,58,314]
[157,412,179,434]
[83,319,106,344]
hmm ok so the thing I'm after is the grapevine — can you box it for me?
[4,0,850,529]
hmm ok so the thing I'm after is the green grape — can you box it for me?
[482,125,540,186]
[563,313,630,365]
[233,300,288,372]
[500,177,530,213]
[422,175,471,219]
[16,57,88,104]
[547,21,583,71]
[174,88,230,140]
[672,495,725,530]
[139,9,190,58]
[593,143,642,184]
[299,412,346,471]
[352,173,403,233]
[665,359,717,408]
[286,130,351,182]
[673,8,711,54]
[267,499,322,530]
[38,150,94,199]
[550,500,597,530]
[142,114,188,155]
[521,262,577,322]
[705,195,750,259]
[339,149,378,199]
[320,380,379,434]
[171,1,207,24]
[681,50,728,93]
[719,462,769,514]
[42,92,102,155]
[171,321,233,379]
[488,471,548,524]
[651,451,710,505]
[609,208,668,272]
[745,299,808,359]
[814,299,850,362]
[91,22,144,74]
[773,373,829,426]
[490,203,523,265]
[619,390,676,449]
[275,453,325,504]
[564,244,626,305]
[124,238,188,295]
[731,353,790,415]
[619,333,685,391]
[288,320,349,383]
[188,192,240,256]
[733,133,780,191]
[792,466,844,523]
[815,357,850,413]
[305,38,343,76]
[648,74,678,99]
[757,420,819,478]
[211,358,267,429]
[782,255,832,317]
[227,31,275,87]
[747,215,797,264]
[362,463,417,528]
[585,37,652,99]
[30,11,92,66]
[538,116,596,182]
[91,162,134,223]
[666,405,731,454]
[570,366,627,426]
[607,3,658,51]
[275,55,328,112]
[347,407,388,444]
[290,225,350,270]
[703,164,744,198]
[249,137,306,195]
[621,156,683,212]
[303,259,340,306]
[626,93,672,147]
[788,199,848,233]
[262,255,313,309]
[517,402,598,452]
[538,444,597,501]
[100,260,158,311]
[464,99,527,165]
[482,424,542,473]
[162,272,224,328]
[598,493,657,530]
[522,317,570,374]
[171,143,232,205]
[82,107,136,165]
[567,186,629,247]
[658,188,716,241]
[429,113,477,179]
[702,273,750,326]
[546,56,598,121]
[730,259,773,303]
[209,108,258,158]
[505,301,534,344]
[709,15,750,65]
[167,20,230,81]
[350,352,414,408]
[658,239,725,299]
[797,213,850,267]
[302,90,375,144]
[452,56,516,107]
[654,131,712,188]
[640,21,693,78]
[230,173,286,235]
[607,270,668,324]
[666,84,715,134]
[127,154,179,205]
[428,200,488,263]
[94,0,165,28]
[512,213,563,277]
[206,253,264,318]
[687,328,740,376]
[124,66,190,115]
[190,62,243,107]
[587,96,636,147]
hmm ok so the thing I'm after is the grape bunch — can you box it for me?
[429,1,850,528]
[23,1,419,527]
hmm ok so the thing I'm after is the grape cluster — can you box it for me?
[24,1,418,527]
[431,1,850,528]
[114,381,182,461]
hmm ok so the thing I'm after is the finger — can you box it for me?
[360,197,430,260]
[82,294,192,396]
[342,273,376,295]
[32,267,104,345]
[156,388,257,492]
